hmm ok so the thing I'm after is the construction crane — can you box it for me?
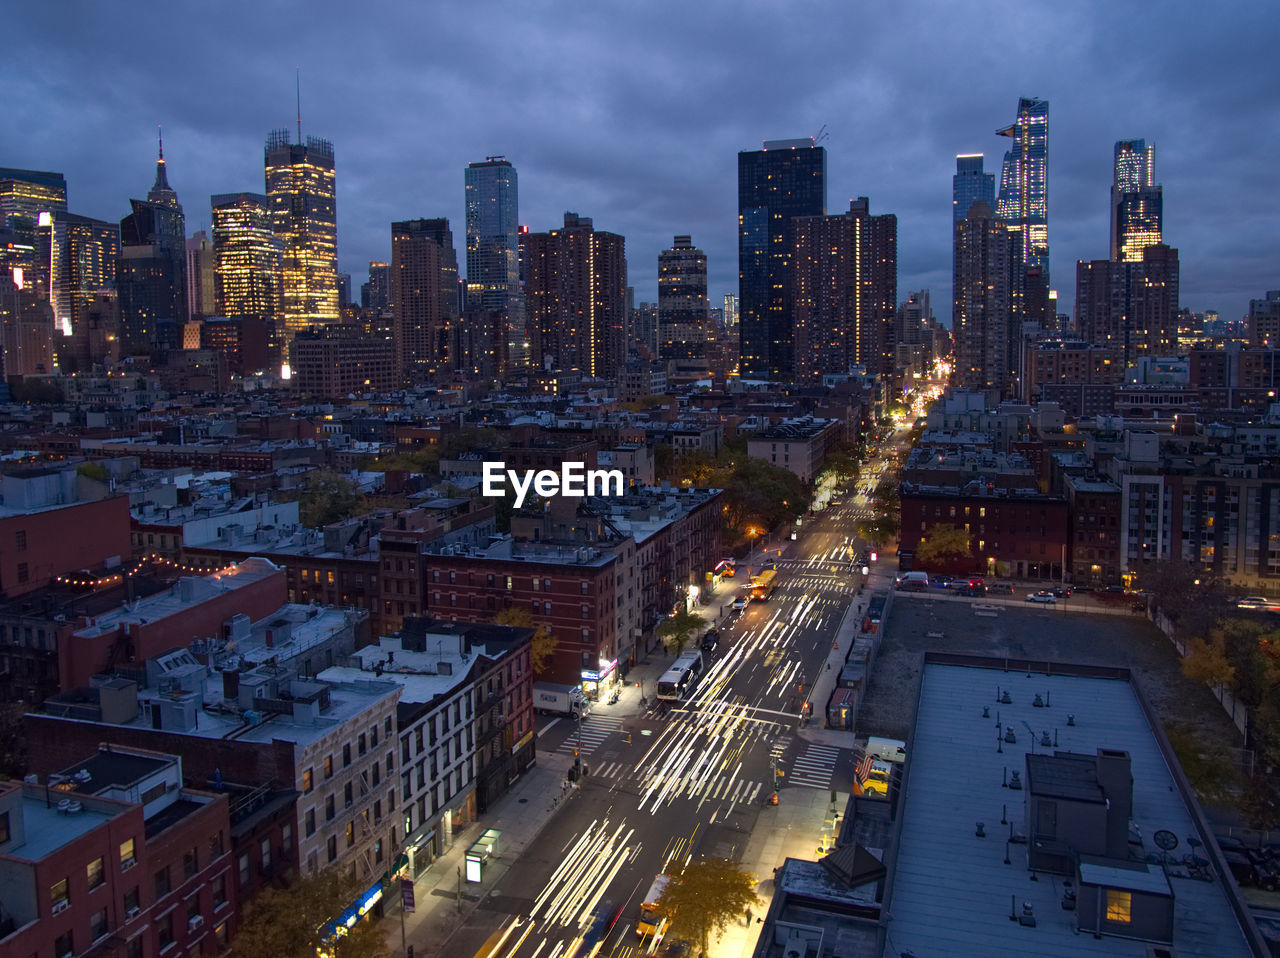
[813,124,829,146]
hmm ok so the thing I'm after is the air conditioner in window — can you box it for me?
[51,899,70,914]
[126,906,140,919]
[188,914,204,930]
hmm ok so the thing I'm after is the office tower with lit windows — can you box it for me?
[0,168,67,231]
[264,128,338,341]
[211,192,283,320]
[391,218,459,381]
[465,157,524,364]
[953,201,1018,397]
[520,212,627,378]
[658,236,709,362]
[361,261,390,310]
[723,293,738,331]
[789,198,897,382]
[1111,139,1162,263]
[738,138,826,380]
[995,98,1049,276]
[952,154,994,224]
[185,231,216,320]
[47,212,119,350]
[117,138,188,352]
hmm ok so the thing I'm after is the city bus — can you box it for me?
[656,649,705,702]
[749,568,778,601]
[636,874,671,937]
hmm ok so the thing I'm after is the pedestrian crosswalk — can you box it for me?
[553,714,624,755]
[788,743,839,789]
[591,760,767,806]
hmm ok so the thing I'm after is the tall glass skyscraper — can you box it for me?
[212,192,283,320]
[738,138,826,381]
[1111,139,1162,263]
[995,98,1049,275]
[265,129,338,342]
[465,157,523,362]
[657,235,708,362]
[953,154,994,223]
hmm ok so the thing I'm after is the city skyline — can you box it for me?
[2,2,1276,323]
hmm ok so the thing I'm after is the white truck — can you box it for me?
[533,682,586,718]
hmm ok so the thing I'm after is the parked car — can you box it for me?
[1104,585,1126,594]
[931,574,953,589]
[1026,592,1057,604]
[1051,587,1072,598]
[701,629,720,651]
[1224,850,1258,887]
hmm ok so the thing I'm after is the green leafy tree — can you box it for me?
[493,606,557,675]
[857,515,898,548]
[1139,558,1229,640]
[1181,632,1236,689]
[230,870,390,958]
[658,609,705,656]
[656,858,762,957]
[915,523,972,564]
[297,471,363,528]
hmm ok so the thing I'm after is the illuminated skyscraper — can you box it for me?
[47,212,119,343]
[211,192,283,320]
[658,236,708,362]
[264,128,338,341]
[465,157,524,363]
[952,154,994,224]
[1111,139,1162,263]
[953,201,1018,397]
[790,198,897,381]
[520,212,626,378]
[117,135,187,351]
[391,218,459,381]
[995,98,1049,276]
[0,168,67,231]
[738,138,826,380]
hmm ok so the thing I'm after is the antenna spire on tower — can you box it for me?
[296,69,302,145]
[158,124,164,160]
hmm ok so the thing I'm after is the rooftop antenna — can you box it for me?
[295,68,302,145]
[157,124,164,161]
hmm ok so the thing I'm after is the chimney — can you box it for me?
[1096,748,1132,857]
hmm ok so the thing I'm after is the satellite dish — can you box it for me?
[1153,830,1178,852]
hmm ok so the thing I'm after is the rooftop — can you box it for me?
[5,785,127,861]
[885,661,1259,958]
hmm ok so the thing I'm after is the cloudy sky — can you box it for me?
[5,0,1277,322]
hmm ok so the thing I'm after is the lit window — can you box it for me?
[1105,889,1132,923]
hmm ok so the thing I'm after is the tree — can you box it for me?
[1181,632,1236,689]
[230,869,390,958]
[297,471,363,528]
[493,606,558,674]
[657,609,704,656]
[857,515,898,548]
[656,858,761,957]
[915,524,972,564]
[0,703,28,780]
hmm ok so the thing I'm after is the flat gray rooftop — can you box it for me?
[885,663,1254,958]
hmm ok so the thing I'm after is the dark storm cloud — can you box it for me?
[4,0,1277,321]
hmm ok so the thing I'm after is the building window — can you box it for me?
[343,743,352,766]
[302,768,313,793]
[154,866,171,898]
[1105,889,1132,923]
[306,808,316,836]
[124,886,140,915]
[282,823,294,853]
[14,530,25,551]
[327,836,337,862]
[326,795,335,820]
[324,755,333,778]
[184,848,198,878]
[261,837,272,872]
[16,563,28,584]
[238,852,250,886]
[87,856,105,889]
[50,876,70,911]
[90,906,108,940]
[157,911,174,949]
[213,873,228,908]
[54,931,74,958]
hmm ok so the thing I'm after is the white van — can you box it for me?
[866,736,907,763]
